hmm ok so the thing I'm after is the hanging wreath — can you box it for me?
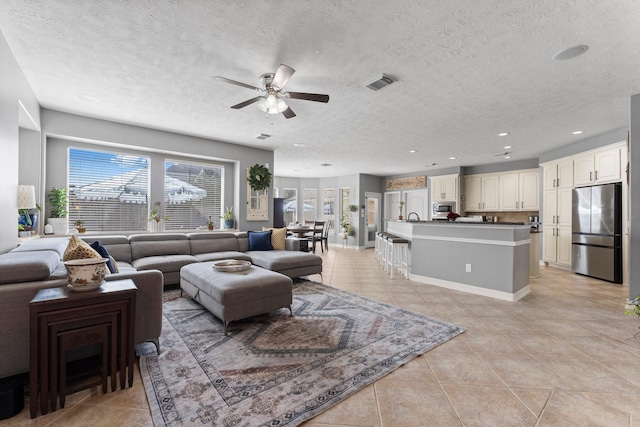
[247,163,272,191]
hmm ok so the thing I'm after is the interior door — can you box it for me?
[365,192,381,248]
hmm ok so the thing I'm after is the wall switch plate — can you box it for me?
[465,263,472,272]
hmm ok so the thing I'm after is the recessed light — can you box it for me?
[293,143,305,147]
[572,130,584,135]
[498,132,510,137]
[409,150,417,153]
[504,156,512,159]
[449,157,456,160]
[553,45,589,61]
[77,93,100,103]
[504,145,512,149]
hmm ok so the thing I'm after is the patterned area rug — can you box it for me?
[139,281,464,426]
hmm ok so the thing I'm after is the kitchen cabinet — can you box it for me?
[543,158,573,191]
[542,186,572,267]
[430,174,458,201]
[464,174,498,211]
[499,169,539,211]
[573,146,621,187]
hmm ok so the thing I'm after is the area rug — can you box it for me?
[139,281,464,426]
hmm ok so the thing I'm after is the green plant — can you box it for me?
[47,187,68,218]
[221,206,234,220]
[247,164,272,191]
[626,295,640,329]
[74,220,85,227]
[348,204,358,212]
[207,216,214,229]
[398,201,405,214]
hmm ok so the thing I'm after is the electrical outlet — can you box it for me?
[465,263,471,273]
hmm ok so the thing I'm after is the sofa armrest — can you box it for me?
[105,269,163,345]
[285,238,300,251]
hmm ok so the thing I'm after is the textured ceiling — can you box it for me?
[1,1,639,177]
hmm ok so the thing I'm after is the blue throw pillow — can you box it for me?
[248,230,273,251]
[90,241,116,273]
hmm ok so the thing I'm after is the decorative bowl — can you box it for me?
[213,260,251,272]
[63,258,109,291]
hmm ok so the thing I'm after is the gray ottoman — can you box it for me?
[180,262,293,334]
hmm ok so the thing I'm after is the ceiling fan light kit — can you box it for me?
[215,64,329,119]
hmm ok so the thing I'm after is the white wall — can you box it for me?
[0,29,41,252]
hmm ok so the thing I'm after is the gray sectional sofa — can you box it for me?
[0,231,322,379]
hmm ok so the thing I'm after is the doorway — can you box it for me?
[365,192,381,248]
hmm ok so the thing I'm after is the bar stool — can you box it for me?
[374,232,385,264]
[386,236,409,279]
[379,232,394,269]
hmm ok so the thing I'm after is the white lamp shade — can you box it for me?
[256,96,289,115]
[18,185,36,210]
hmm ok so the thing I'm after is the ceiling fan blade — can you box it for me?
[282,106,296,119]
[214,76,262,92]
[230,96,264,109]
[286,92,330,103]
[271,64,295,90]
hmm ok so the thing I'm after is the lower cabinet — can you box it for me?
[543,225,571,267]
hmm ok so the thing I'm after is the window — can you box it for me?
[283,188,298,225]
[68,148,150,231]
[164,160,223,230]
[303,189,317,223]
[322,188,335,233]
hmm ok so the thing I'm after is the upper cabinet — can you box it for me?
[499,169,540,211]
[543,158,573,191]
[430,174,458,201]
[464,174,499,211]
[573,146,622,187]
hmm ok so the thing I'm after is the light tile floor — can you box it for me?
[3,247,640,426]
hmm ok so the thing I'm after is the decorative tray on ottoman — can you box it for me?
[212,260,251,272]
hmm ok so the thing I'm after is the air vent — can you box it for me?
[364,74,394,91]
[256,133,271,140]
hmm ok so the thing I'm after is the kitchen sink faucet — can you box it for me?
[407,212,420,221]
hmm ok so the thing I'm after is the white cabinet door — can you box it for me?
[465,176,482,211]
[405,190,429,221]
[543,225,557,262]
[543,164,558,191]
[557,187,573,228]
[557,227,572,266]
[557,159,574,189]
[595,147,621,183]
[482,175,500,211]
[573,153,594,186]
[519,171,539,210]
[431,178,445,201]
[443,176,458,200]
[543,191,557,226]
[499,173,519,210]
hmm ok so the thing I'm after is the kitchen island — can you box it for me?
[387,220,531,301]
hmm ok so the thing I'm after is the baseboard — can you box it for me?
[410,274,531,302]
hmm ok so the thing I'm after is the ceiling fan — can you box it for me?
[214,64,329,119]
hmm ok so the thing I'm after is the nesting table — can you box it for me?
[29,280,137,418]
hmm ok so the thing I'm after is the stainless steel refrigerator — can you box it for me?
[571,182,622,283]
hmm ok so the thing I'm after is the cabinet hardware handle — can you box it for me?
[590,171,593,181]
[553,215,556,224]
[553,179,556,188]
[552,228,555,236]
[595,170,598,180]
[557,178,560,186]
[483,202,485,209]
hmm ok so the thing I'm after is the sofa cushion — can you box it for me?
[0,251,61,284]
[248,230,273,251]
[262,227,287,250]
[131,254,198,273]
[81,235,131,263]
[10,237,70,258]
[247,250,322,272]
[187,232,240,255]
[192,251,252,263]
[129,233,191,260]
[64,235,101,261]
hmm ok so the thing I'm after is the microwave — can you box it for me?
[432,202,456,219]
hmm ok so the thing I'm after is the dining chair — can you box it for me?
[321,220,332,252]
[308,221,325,253]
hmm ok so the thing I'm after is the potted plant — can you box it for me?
[47,187,68,235]
[74,220,86,233]
[148,201,169,232]
[348,204,358,212]
[447,212,460,222]
[207,216,214,231]
[221,206,234,229]
[625,295,640,328]
[18,203,41,234]
[398,201,405,220]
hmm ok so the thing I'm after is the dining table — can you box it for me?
[286,226,313,238]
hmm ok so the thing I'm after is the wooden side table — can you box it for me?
[29,280,137,418]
